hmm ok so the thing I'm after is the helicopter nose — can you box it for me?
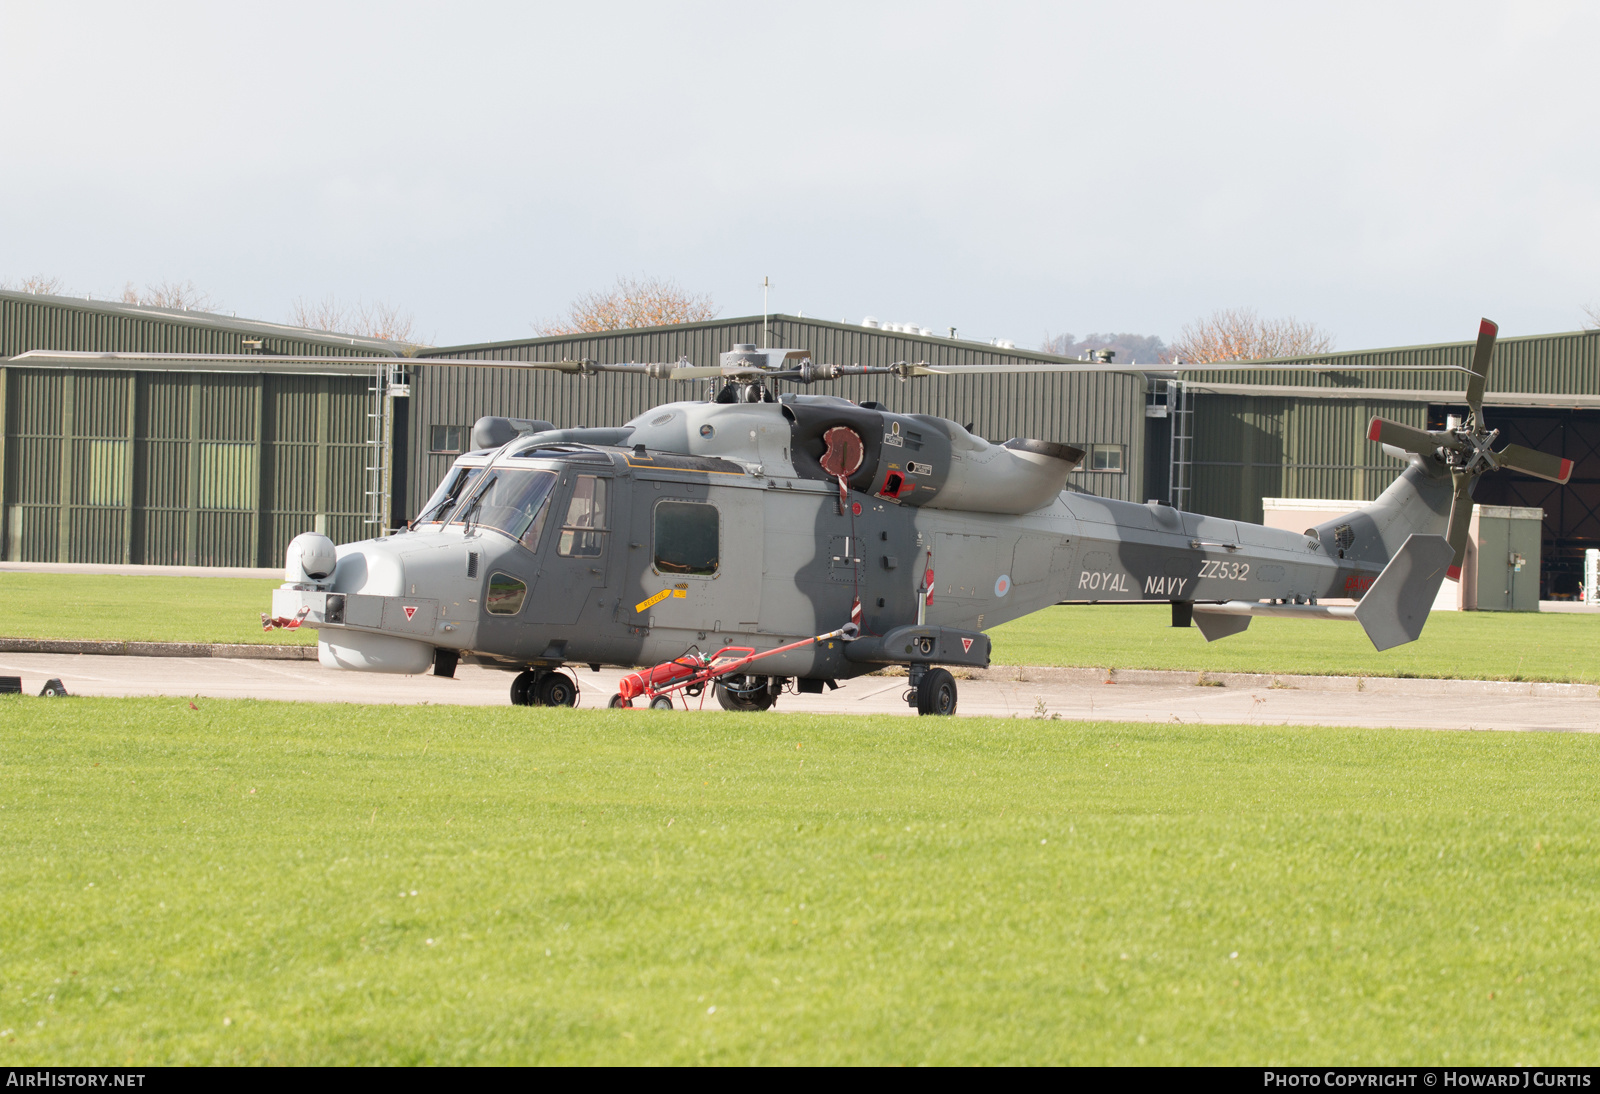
[329,542,405,596]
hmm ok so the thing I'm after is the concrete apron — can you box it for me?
[0,651,1595,734]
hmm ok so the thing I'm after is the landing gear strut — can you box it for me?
[908,666,958,716]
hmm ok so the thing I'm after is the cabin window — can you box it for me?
[1089,444,1124,472]
[654,500,719,576]
[430,425,468,454]
[557,476,609,558]
[485,572,527,615]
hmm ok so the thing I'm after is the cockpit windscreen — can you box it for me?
[415,466,485,525]
[455,468,560,549]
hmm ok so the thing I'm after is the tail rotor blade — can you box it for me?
[1368,417,1452,456]
[1465,318,1497,414]
[1445,470,1474,580]
[1496,443,1573,484]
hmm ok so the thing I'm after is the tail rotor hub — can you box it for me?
[1451,421,1500,477]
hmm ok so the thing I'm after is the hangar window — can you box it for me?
[485,573,527,615]
[87,440,128,506]
[654,500,718,576]
[430,425,468,454]
[558,475,609,558]
[1089,444,1124,473]
[199,443,259,509]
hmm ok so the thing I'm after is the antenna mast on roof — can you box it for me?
[762,275,770,349]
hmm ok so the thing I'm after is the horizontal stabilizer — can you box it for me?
[1353,533,1454,651]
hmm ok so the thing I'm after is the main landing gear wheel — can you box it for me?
[715,674,777,711]
[510,670,538,706]
[608,694,632,709]
[915,667,958,716]
[535,671,578,708]
[511,670,578,707]
[649,695,676,711]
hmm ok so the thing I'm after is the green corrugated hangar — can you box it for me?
[3,288,1597,598]
[0,290,402,566]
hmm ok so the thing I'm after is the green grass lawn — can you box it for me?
[2,697,1597,1065]
[992,604,1600,683]
[4,572,1598,681]
[0,574,312,646]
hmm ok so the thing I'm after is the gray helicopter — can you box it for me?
[268,319,1570,715]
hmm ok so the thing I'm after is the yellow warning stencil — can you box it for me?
[635,588,673,613]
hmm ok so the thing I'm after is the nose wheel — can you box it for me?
[510,669,579,707]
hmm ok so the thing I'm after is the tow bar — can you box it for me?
[611,623,859,709]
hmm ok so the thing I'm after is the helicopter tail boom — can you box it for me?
[1193,533,1454,650]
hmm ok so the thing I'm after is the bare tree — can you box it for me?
[2,274,68,295]
[121,279,218,313]
[1163,307,1335,363]
[1583,302,1599,330]
[290,294,423,345]
[290,293,350,333]
[351,300,420,344]
[538,275,718,335]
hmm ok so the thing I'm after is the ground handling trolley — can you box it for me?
[608,623,859,710]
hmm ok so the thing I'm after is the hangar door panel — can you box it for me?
[1460,407,1600,599]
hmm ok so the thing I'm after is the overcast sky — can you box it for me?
[2,1,1596,351]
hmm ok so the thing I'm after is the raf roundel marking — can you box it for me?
[994,575,1011,597]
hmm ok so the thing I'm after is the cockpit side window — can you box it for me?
[415,466,484,524]
[453,468,559,549]
[557,475,609,558]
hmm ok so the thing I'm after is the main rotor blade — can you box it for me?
[1496,443,1573,483]
[1464,318,1497,415]
[668,366,726,380]
[905,361,1473,377]
[508,360,686,377]
[1367,417,1455,456]
[1445,470,1474,580]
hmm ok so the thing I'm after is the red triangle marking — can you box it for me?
[403,605,418,620]
[961,637,974,652]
